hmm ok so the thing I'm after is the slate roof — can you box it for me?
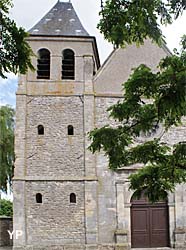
[29,1,89,37]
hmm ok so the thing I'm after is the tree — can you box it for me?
[89,1,186,202]
[0,105,14,193]
[0,0,34,78]
[99,0,186,48]
[0,199,13,217]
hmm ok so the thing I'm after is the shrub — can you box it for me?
[0,199,13,217]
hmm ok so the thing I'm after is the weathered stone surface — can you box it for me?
[25,181,85,245]
[25,96,84,177]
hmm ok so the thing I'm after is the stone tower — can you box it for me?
[13,1,100,249]
[13,1,186,250]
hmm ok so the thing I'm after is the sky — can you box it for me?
[0,0,186,107]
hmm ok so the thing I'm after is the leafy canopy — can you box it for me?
[89,39,186,202]
[0,199,13,217]
[99,0,186,47]
[0,0,34,78]
[0,105,15,192]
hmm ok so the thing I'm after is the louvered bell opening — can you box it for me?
[62,49,75,80]
[37,49,50,79]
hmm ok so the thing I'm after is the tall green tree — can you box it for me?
[89,1,186,201]
[0,105,14,192]
[99,0,186,47]
[0,0,34,78]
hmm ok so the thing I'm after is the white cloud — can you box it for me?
[0,99,9,106]
[161,13,186,52]
[0,76,18,107]
[7,91,16,99]
[0,73,17,86]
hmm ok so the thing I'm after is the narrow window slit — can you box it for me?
[38,125,44,135]
[36,193,42,203]
[70,193,76,203]
[68,125,74,135]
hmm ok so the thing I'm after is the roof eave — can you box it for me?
[28,34,100,69]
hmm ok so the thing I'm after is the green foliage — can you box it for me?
[0,0,34,78]
[98,0,186,47]
[89,42,186,202]
[0,199,13,217]
[0,0,12,13]
[181,35,186,50]
[0,105,15,192]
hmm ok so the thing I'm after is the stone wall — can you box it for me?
[13,244,122,250]
[95,96,186,248]
[93,40,169,95]
[25,181,85,246]
[0,216,13,246]
[26,96,84,178]
[95,97,120,244]
[26,36,98,83]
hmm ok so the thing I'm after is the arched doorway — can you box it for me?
[131,192,169,248]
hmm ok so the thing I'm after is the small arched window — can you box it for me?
[36,193,42,203]
[38,125,44,135]
[62,49,75,80]
[70,193,76,203]
[68,125,74,135]
[37,48,50,79]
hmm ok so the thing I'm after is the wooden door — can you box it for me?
[131,195,169,248]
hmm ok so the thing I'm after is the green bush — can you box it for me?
[0,199,13,217]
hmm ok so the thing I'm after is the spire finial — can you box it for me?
[58,0,71,2]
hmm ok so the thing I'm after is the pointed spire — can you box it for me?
[29,1,89,37]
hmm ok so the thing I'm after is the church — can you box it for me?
[13,1,186,249]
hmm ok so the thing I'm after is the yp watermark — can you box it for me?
[7,230,23,240]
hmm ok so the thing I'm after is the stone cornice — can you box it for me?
[13,176,98,182]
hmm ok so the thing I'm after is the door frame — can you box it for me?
[130,193,170,248]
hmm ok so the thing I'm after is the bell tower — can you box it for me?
[13,1,100,249]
